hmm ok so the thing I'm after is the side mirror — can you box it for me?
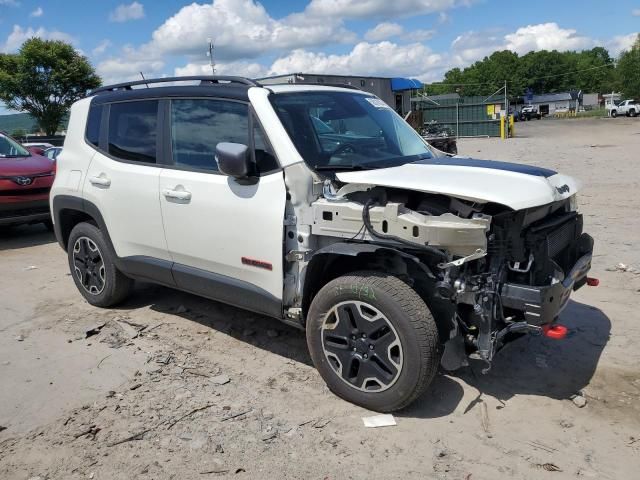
[215,143,254,179]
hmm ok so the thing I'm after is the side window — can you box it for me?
[86,104,103,148]
[170,99,248,171]
[108,100,158,163]
[252,118,279,172]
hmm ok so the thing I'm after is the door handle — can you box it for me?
[162,188,192,201]
[89,175,111,187]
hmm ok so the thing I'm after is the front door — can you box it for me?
[159,98,286,316]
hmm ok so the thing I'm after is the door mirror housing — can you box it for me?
[215,143,254,179]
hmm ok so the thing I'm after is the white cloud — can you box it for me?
[267,22,616,82]
[364,22,404,41]
[450,29,503,65]
[1,25,76,53]
[147,0,355,61]
[403,28,436,42]
[504,23,592,54]
[448,23,597,68]
[29,6,43,17]
[607,33,639,56]
[269,41,444,81]
[364,23,436,43]
[98,0,358,83]
[109,2,145,23]
[97,57,164,85]
[306,0,467,19]
[632,9,640,16]
[0,0,20,6]
[92,39,112,56]
[175,60,268,78]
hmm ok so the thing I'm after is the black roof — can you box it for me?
[89,76,259,104]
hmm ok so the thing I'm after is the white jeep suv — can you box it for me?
[51,76,595,412]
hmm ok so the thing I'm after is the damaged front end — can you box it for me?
[310,181,594,372]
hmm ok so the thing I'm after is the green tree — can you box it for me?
[617,34,640,99]
[424,47,617,99]
[0,38,101,136]
[574,47,615,93]
[11,128,27,138]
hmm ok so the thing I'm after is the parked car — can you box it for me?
[44,146,63,161]
[51,76,595,412]
[608,99,639,117]
[520,105,541,120]
[0,131,56,229]
[22,141,54,149]
[25,146,46,156]
[420,120,457,155]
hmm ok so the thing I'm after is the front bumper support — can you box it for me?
[499,234,594,325]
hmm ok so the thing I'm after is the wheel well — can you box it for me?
[302,251,454,342]
[57,209,96,249]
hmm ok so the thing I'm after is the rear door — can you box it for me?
[159,98,286,315]
[82,100,171,267]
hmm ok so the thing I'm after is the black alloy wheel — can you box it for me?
[72,236,106,295]
[322,300,403,392]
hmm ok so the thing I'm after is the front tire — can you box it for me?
[611,110,617,118]
[306,271,440,412]
[67,222,133,307]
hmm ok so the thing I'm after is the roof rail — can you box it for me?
[90,76,260,95]
[265,81,361,91]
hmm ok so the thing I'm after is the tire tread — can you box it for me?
[308,270,440,412]
[67,222,133,307]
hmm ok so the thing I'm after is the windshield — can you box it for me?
[0,134,30,158]
[271,91,432,170]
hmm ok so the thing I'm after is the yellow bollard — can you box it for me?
[500,115,505,139]
[509,115,515,138]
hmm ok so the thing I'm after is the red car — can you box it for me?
[0,131,56,228]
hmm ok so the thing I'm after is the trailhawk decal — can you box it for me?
[241,257,273,271]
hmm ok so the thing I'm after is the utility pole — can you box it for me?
[504,79,508,139]
[207,38,215,75]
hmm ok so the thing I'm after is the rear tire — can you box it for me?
[306,271,440,412]
[630,109,637,118]
[67,222,133,307]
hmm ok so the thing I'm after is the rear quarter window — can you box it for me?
[107,100,159,163]
[85,104,103,148]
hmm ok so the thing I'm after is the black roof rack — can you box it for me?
[90,75,260,95]
[291,82,361,91]
[263,81,361,91]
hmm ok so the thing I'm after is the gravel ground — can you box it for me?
[1,117,639,479]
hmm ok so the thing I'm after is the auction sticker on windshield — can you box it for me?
[365,97,391,109]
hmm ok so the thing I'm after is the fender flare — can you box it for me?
[301,242,435,318]
[51,194,118,260]
[309,242,434,277]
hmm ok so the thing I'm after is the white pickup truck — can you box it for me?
[608,99,639,117]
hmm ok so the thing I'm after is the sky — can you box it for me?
[0,0,638,114]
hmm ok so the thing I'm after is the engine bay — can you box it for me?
[308,182,593,371]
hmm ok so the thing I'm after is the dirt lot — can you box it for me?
[1,117,639,479]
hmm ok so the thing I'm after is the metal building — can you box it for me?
[515,91,583,116]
